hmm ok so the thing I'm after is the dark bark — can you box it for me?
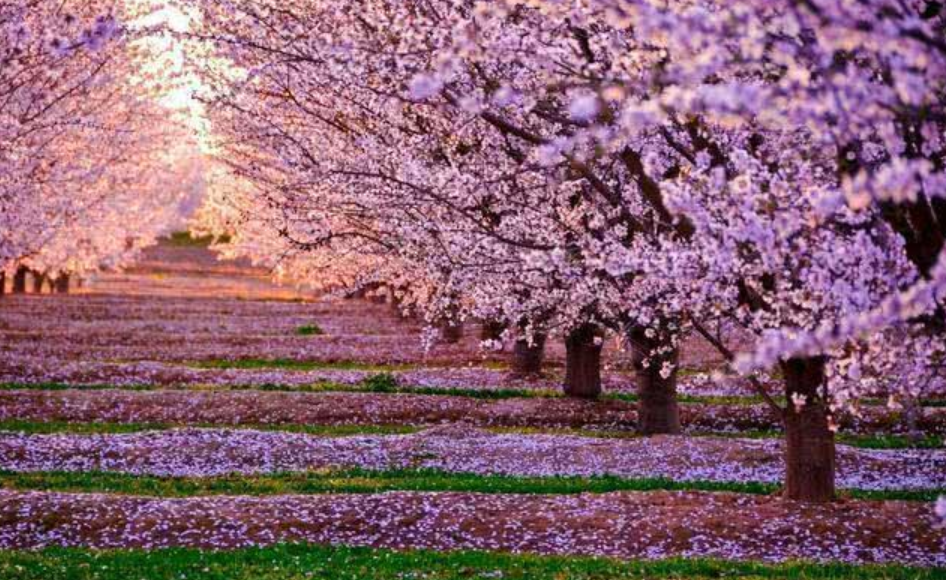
[12,266,28,294]
[479,320,506,343]
[32,271,46,294]
[563,324,602,399]
[54,274,71,294]
[511,334,546,377]
[365,283,386,304]
[902,397,925,443]
[781,356,836,503]
[844,134,946,331]
[629,326,681,435]
[439,321,464,343]
[346,287,367,299]
[879,198,944,279]
[0,271,5,296]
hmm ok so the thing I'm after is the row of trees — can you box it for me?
[0,0,199,291]
[188,0,946,502]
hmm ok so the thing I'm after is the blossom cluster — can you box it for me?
[185,0,945,419]
[0,1,201,281]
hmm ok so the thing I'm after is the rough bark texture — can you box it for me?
[781,356,836,503]
[563,324,602,399]
[31,272,46,294]
[54,274,71,294]
[12,267,28,294]
[511,334,546,377]
[629,326,681,435]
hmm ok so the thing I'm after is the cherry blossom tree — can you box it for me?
[189,0,945,502]
[425,0,944,501]
[189,0,699,431]
[1,0,198,293]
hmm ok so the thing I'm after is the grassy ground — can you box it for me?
[163,231,230,247]
[0,379,560,400]
[0,468,940,502]
[295,324,325,336]
[1,544,940,580]
[698,429,945,450]
[190,359,421,373]
[7,376,945,410]
[1,418,941,450]
[0,419,419,436]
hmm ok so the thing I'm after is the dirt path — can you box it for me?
[0,489,942,565]
[0,241,727,370]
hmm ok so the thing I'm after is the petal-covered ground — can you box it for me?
[0,490,942,566]
[0,354,798,398]
[0,426,942,490]
[2,388,942,434]
[0,242,728,372]
[1,240,943,572]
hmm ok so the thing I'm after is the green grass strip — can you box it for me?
[0,543,941,580]
[0,468,939,502]
[0,419,418,437]
[164,231,230,247]
[0,379,555,400]
[686,429,945,450]
[7,377,945,410]
[192,357,513,372]
[2,419,940,450]
[839,432,943,449]
[295,324,325,336]
[235,379,555,400]
[189,358,423,372]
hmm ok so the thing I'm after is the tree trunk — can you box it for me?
[12,266,28,294]
[511,334,546,377]
[901,396,924,443]
[563,324,602,399]
[367,284,387,304]
[781,356,835,503]
[32,271,47,294]
[629,326,681,435]
[0,271,5,296]
[54,274,71,294]
[479,320,506,343]
[347,287,367,299]
[439,321,463,343]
